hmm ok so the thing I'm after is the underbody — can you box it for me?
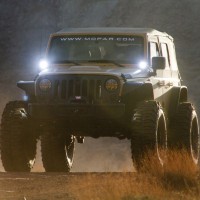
[29,102,129,138]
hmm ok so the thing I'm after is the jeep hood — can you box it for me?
[38,64,150,79]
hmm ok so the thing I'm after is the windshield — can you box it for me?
[48,35,144,65]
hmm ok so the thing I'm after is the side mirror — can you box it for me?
[152,56,166,70]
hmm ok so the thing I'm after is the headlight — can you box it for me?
[39,79,52,91]
[138,61,147,69]
[39,59,49,70]
[105,79,118,92]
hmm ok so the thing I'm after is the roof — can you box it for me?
[54,27,171,38]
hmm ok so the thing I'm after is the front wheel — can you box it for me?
[0,101,37,172]
[41,128,75,172]
[130,101,167,171]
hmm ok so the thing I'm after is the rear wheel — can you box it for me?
[171,103,200,165]
[0,101,37,172]
[41,128,75,172]
[131,101,167,170]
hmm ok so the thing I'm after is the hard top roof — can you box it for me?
[54,27,172,38]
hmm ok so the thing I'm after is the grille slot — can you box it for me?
[54,80,59,98]
[75,79,81,96]
[68,80,74,97]
[82,80,88,96]
[61,80,67,99]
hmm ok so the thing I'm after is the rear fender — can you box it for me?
[168,86,188,120]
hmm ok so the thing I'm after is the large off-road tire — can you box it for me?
[131,101,167,170]
[41,128,75,172]
[0,101,37,172]
[171,103,200,165]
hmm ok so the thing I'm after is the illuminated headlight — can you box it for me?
[39,59,49,70]
[39,79,52,91]
[105,79,118,92]
[139,61,147,69]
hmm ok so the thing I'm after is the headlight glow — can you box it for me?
[39,79,52,91]
[23,95,28,101]
[39,59,49,70]
[105,79,118,92]
[139,61,147,69]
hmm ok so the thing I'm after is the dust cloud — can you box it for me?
[71,138,133,172]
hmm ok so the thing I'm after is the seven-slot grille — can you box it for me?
[37,75,119,104]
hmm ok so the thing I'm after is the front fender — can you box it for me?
[121,82,154,103]
[17,81,35,96]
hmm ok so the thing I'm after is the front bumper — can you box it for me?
[28,103,125,120]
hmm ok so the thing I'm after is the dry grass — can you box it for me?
[69,173,164,200]
[69,149,200,200]
[140,149,199,191]
[138,149,200,200]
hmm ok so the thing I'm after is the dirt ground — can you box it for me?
[0,172,138,200]
[1,172,199,200]
[0,172,81,200]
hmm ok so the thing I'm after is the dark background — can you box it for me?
[0,0,200,172]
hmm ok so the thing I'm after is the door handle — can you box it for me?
[158,80,173,87]
[167,82,173,86]
[158,80,165,86]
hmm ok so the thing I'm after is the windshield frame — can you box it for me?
[46,33,148,66]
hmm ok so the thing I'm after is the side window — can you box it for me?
[168,43,178,70]
[161,43,170,68]
[149,42,159,65]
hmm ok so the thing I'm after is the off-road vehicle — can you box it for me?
[1,28,199,172]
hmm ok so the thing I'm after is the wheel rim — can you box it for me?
[66,141,74,167]
[190,115,199,164]
[25,136,37,169]
[156,113,167,166]
[65,136,75,168]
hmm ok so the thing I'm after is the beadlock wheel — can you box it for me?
[0,101,37,172]
[41,128,75,172]
[130,101,167,170]
[172,103,200,165]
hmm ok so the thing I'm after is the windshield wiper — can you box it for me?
[87,60,125,68]
[52,60,81,65]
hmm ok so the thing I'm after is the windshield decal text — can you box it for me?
[60,37,135,42]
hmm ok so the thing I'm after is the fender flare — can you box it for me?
[17,81,35,96]
[168,86,188,120]
[122,82,154,102]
